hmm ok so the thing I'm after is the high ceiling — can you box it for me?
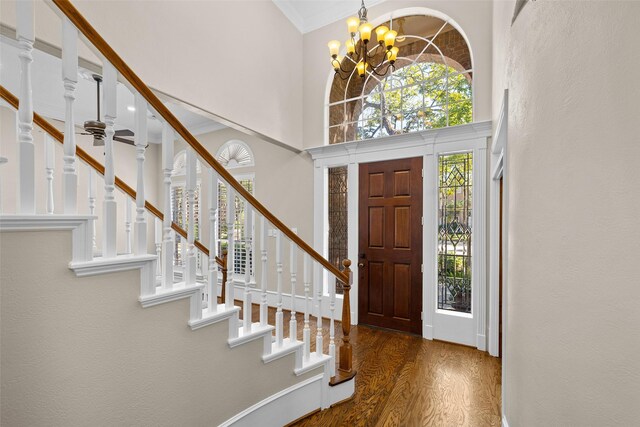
[273,0,387,33]
[0,38,226,144]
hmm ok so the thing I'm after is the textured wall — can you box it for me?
[0,229,319,426]
[493,1,640,424]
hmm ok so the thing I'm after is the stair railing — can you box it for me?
[6,0,354,380]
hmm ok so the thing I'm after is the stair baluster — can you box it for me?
[44,134,55,214]
[102,62,117,258]
[125,197,132,254]
[259,216,268,326]
[289,231,298,343]
[87,166,97,256]
[133,94,148,255]
[155,217,162,280]
[225,186,236,309]
[243,203,252,333]
[315,263,323,357]
[16,0,35,215]
[161,123,174,290]
[275,229,284,347]
[329,271,336,377]
[303,254,311,361]
[185,148,197,286]
[62,18,78,214]
[208,167,219,312]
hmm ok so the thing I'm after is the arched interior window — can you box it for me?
[328,14,473,145]
[215,140,256,278]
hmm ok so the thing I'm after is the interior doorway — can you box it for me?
[358,157,423,335]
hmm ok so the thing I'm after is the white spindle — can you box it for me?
[155,217,162,279]
[16,0,35,214]
[102,62,117,258]
[243,203,252,333]
[87,167,97,255]
[162,123,174,289]
[208,168,219,312]
[125,198,132,254]
[275,229,284,347]
[329,273,337,377]
[62,18,78,214]
[44,134,55,214]
[316,263,323,357]
[0,157,7,213]
[259,216,268,326]
[303,254,311,361]
[225,186,236,309]
[134,94,147,255]
[289,231,298,343]
[185,148,197,286]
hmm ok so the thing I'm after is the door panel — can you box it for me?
[359,157,423,334]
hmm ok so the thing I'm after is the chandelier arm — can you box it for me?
[370,62,395,77]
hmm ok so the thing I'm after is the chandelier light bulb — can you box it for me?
[328,40,341,58]
[346,16,360,35]
[387,47,399,63]
[384,30,397,49]
[375,25,389,44]
[359,23,373,43]
[356,61,368,77]
[345,39,355,55]
[332,56,343,70]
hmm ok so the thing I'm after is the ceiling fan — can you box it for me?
[81,74,136,146]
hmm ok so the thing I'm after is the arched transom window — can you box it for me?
[328,14,473,144]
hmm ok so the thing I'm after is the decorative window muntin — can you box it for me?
[218,178,255,277]
[437,152,473,313]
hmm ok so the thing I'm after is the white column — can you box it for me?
[155,217,162,279]
[102,62,117,258]
[208,168,219,312]
[87,167,97,256]
[44,134,55,214]
[134,93,147,255]
[243,203,252,333]
[16,0,35,214]
[161,123,174,289]
[275,229,284,347]
[315,262,323,357]
[185,148,197,286]
[125,198,132,254]
[225,186,236,309]
[289,231,298,343]
[62,18,78,214]
[259,216,268,326]
[303,254,311,361]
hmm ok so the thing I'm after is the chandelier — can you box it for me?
[327,0,399,80]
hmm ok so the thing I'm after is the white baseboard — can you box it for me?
[477,334,487,351]
[423,324,434,340]
[502,414,509,427]
[220,374,325,427]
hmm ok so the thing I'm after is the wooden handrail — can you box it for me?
[0,84,209,257]
[49,0,349,285]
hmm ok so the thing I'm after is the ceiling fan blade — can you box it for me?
[114,129,134,137]
[113,136,136,146]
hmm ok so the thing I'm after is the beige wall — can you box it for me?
[0,0,304,150]
[302,0,493,148]
[0,229,319,426]
[493,1,640,424]
[0,106,161,254]
[173,127,315,293]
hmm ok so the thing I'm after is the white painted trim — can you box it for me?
[502,414,510,427]
[138,282,204,308]
[294,353,331,376]
[188,305,240,330]
[228,323,274,348]
[69,254,157,277]
[0,214,94,263]
[219,374,325,427]
[309,123,490,345]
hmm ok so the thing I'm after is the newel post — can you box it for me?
[339,259,353,374]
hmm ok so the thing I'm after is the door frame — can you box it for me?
[308,121,491,345]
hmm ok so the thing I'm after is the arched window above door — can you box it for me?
[216,140,254,169]
[327,13,473,144]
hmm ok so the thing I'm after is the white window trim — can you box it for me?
[308,120,491,345]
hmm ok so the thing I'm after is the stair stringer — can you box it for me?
[0,215,352,427]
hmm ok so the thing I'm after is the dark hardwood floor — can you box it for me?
[229,299,502,426]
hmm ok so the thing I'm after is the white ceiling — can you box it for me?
[0,38,226,144]
[273,0,387,34]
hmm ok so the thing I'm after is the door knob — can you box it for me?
[358,262,365,267]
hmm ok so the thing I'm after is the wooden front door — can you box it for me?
[358,157,423,335]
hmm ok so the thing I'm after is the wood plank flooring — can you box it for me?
[231,300,501,426]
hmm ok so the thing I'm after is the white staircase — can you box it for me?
[0,0,355,425]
